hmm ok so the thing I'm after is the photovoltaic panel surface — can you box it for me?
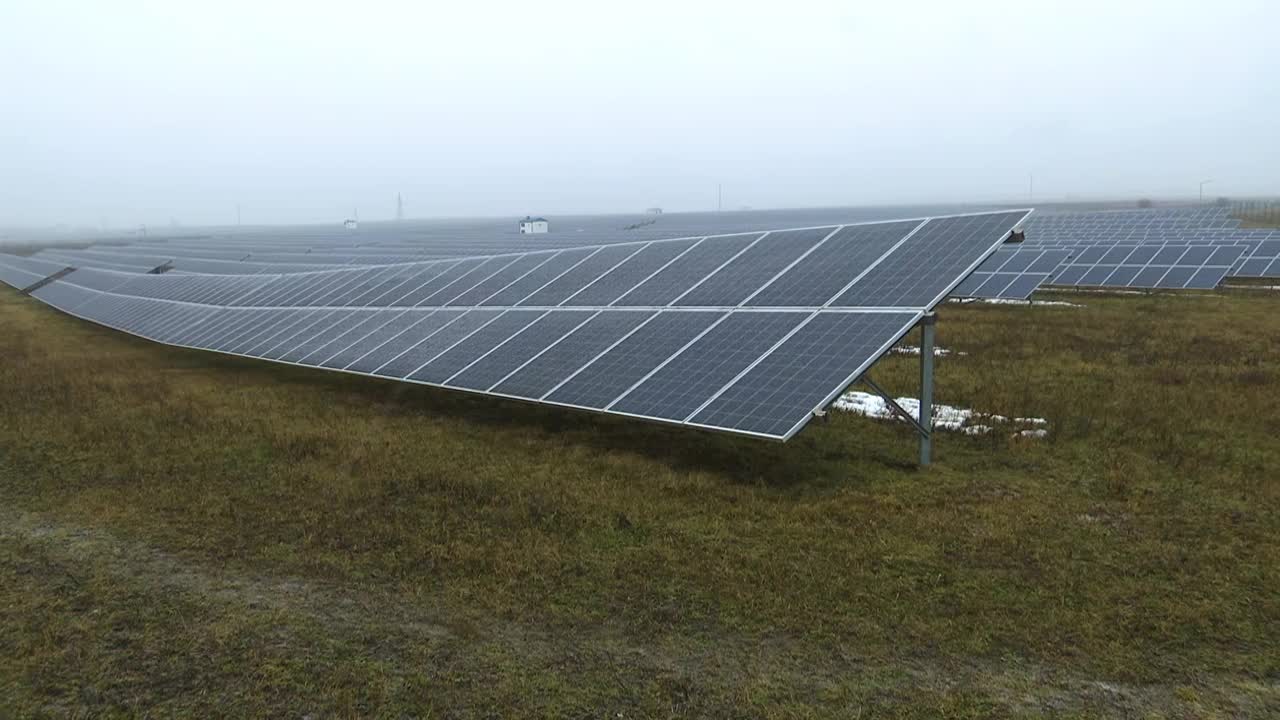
[11,210,1031,441]
[1048,244,1246,289]
[689,311,922,437]
[951,249,1072,300]
[608,311,806,421]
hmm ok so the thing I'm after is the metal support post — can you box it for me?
[918,312,936,465]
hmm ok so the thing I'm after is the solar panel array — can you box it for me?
[1047,244,1248,290]
[953,249,1072,300]
[962,207,1277,292]
[16,205,1012,275]
[0,210,1031,441]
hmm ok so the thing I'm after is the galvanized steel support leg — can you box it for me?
[918,312,936,466]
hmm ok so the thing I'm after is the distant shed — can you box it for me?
[519,216,549,234]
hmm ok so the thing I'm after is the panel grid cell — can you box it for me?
[690,311,922,437]
[492,310,656,400]
[561,239,697,307]
[15,209,1034,442]
[517,245,643,307]
[674,228,834,307]
[408,310,547,384]
[372,310,501,378]
[746,221,920,307]
[833,211,1028,307]
[613,234,760,306]
[447,310,596,391]
[547,311,723,409]
[610,311,806,421]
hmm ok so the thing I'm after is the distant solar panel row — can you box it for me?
[1016,207,1278,283]
[6,211,1031,440]
[30,215,1021,312]
[952,249,1072,299]
[1048,244,1247,289]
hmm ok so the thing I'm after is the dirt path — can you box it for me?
[3,503,1275,717]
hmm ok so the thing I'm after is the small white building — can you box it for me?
[519,216,549,234]
[343,218,359,230]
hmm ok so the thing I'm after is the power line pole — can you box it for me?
[717,184,722,212]
[396,193,404,221]
[1199,179,1212,205]
[236,204,241,227]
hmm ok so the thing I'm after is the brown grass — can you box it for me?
[1,288,1279,717]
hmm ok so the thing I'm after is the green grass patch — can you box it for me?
[1,289,1278,717]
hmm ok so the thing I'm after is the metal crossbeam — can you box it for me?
[19,266,76,296]
[858,311,936,465]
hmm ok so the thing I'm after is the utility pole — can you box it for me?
[1199,179,1212,205]
[236,204,241,226]
[396,193,404,221]
[717,184,722,212]
[1028,173,1034,203]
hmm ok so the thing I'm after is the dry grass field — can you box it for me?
[1,287,1278,717]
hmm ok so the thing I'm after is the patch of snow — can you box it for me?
[833,391,1048,438]
[1045,287,1146,295]
[947,298,1084,307]
[983,298,1084,307]
[890,345,966,357]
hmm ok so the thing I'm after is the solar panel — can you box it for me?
[0,261,46,290]
[1048,244,1247,289]
[546,311,723,410]
[10,210,1031,441]
[372,309,502,378]
[480,248,596,306]
[1018,207,1276,281]
[321,311,427,370]
[744,221,921,307]
[491,310,656,399]
[688,311,921,437]
[613,233,760,306]
[561,239,698,307]
[447,310,597,391]
[609,311,806,421]
[1228,238,1280,278]
[407,310,546,384]
[672,228,833,306]
[831,212,1027,307]
[952,249,1071,300]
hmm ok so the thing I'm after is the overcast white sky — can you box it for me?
[1,0,1276,227]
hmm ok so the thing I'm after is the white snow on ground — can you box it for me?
[948,297,1084,307]
[890,345,966,357]
[833,391,1049,437]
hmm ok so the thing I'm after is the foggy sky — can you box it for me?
[2,0,1276,228]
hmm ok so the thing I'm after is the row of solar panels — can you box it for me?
[12,215,1024,311]
[16,207,1278,306]
[1025,207,1236,225]
[25,284,919,439]
[0,211,1030,440]
[957,243,1251,298]
[14,241,1268,307]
